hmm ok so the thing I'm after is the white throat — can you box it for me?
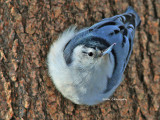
[70,53,115,95]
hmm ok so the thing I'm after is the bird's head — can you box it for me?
[66,42,116,69]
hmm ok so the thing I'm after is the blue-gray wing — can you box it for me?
[63,6,141,92]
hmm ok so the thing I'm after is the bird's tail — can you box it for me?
[125,6,141,27]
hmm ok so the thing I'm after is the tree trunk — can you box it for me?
[0,0,159,119]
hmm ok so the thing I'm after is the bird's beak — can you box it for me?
[102,43,116,56]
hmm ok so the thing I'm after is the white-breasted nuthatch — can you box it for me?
[47,6,141,105]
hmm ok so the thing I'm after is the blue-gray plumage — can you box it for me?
[47,6,141,105]
[64,6,140,90]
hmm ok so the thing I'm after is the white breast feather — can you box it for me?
[47,26,115,105]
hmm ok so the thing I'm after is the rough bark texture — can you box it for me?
[0,0,159,120]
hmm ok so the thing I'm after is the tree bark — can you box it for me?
[0,0,159,119]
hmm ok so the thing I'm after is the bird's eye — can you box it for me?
[88,52,93,56]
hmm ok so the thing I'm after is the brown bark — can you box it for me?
[0,0,159,119]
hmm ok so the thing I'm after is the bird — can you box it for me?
[47,6,141,105]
